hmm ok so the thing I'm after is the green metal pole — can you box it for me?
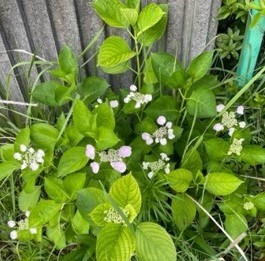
[236,0,265,87]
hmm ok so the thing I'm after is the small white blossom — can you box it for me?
[20,144,27,152]
[243,202,254,211]
[228,138,244,156]
[97,98,103,104]
[239,121,246,128]
[110,100,119,108]
[236,105,244,115]
[147,172,154,179]
[228,127,235,137]
[130,85,137,92]
[10,230,18,240]
[25,211,30,217]
[216,104,225,112]
[157,116,166,126]
[7,220,16,228]
[213,123,224,132]
[29,162,39,171]
[14,152,22,161]
[29,228,37,234]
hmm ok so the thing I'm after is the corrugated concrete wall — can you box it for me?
[0,0,221,102]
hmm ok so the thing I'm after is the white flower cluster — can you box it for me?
[103,207,129,224]
[14,144,45,171]
[228,138,244,156]
[124,85,152,108]
[213,104,246,136]
[96,98,119,108]
[142,153,170,179]
[86,145,132,174]
[142,116,175,146]
[7,211,37,240]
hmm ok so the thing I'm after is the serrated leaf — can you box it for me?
[57,147,88,177]
[72,210,90,234]
[172,194,196,230]
[167,168,193,193]
[29,199,62,227]
[204,138,230,161]
[90,203,112,226]
[98,36,136,68]
[187,87,216,118]
[135,222,176,261]
[93,0,129,28]
[205,172,243,196]
[239,145,265,165]
[137,3,165,34]
[101,61,131,74]
[109,174,141,215]
[187,51,213,80]
[120,8,138,25]
[96,224,135,261]
[46,225,66,249]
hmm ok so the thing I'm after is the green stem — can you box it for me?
[9,173,16,214]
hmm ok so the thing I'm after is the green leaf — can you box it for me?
[0,144,15,161]
[253,192,265,211]
[94,103,115,130]
[167,169,193,193]
[125,0,140,10]
[205,172,243,196]
[93,0,129,28]
[96,127,120,151]
[187,87,216,118]
[29,199,62,227]
[18,186,41,211]
[181,149,203,174]
[137,4,165,34]
[78,76,109,103]
[63,172,86,199]
[240,145,265,165]
[72,210,90,234]
[0,161,20,182]
[204,138,230,161]
[225,213,248,239]
[76,188,107,218]
[109,173,141,214]
[120,8,138,26]
[145,95,179,121]
[73,100,93,133]
[14,127,30,151]
[135,222,176,261]
[151,52,184,89]
[57,147,88,177]
[90,203,112,226]
[101,61,131,74]
[172,194,196,230]
[44,177,69,203]
[30,123,58,150]
[98,36,136,69]
[186,51,213,80]
[96,224,135,261]
[46,225,66,249]
[138,4,168,46]
[58,46,78,74]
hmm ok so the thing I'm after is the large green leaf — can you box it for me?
[94,103,115,130]
[186,51,213,80]
[239,145,265,165]
[137,3,165,34]
[186,87,216,119]
[120,8,138,26]
[58,46,78,74]
[138,4,168,46]
[181,149,203,174]
[29,199,62,227]
[72,210,90,234]
[78,76,109,103]
[204,138,230,161]
[205,172,243,196]
[253,192,265,211]
[73,100,93,134]
[171,194,196,230]
[93,0,129,28]
[167,169,193,193]
[57,147,88,177]
[30,123,59,150]
[14,127,30,151]
[63,172,86,199]
[18,186,41,211]
[225,213,248,239]
[96,224,135,261]
[0,144,15,161]
[46,224,66,249]
[135,222,176,261]
[0,161,20,182]
[109,174,141,214]
[98,36,136,69]
[145,95,179,121]
[96,127,120,151]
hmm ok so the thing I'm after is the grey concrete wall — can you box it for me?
[0,0,221,102]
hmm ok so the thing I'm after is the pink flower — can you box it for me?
[118,146,132,158]
[90,162,100,174]
[236,105,244,115]
[86,145,95,160]
[111,161,127,173]
[157,116,166,125]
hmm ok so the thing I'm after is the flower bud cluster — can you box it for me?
[228,138,244,156]
[103,207,129,224]
[14,144,45,171]
[7,211,37,240]
[142,153,170,179]
[213,104,246,136]
[124,85,152,108]
[142,116,175,146]
[86,145,132,174]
